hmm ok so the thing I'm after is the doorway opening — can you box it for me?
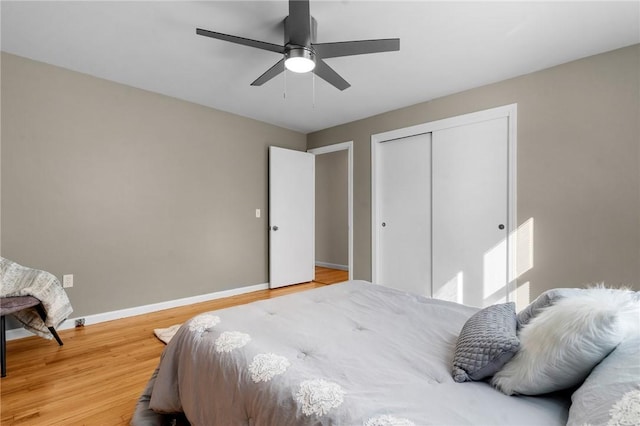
[308,141,353,282]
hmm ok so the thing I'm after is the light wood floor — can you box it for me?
[0,267,348,425]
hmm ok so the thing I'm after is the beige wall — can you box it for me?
[315,150,348,268]
[1,52,306,317]
[308,44,640,298]
[2,44,638,323]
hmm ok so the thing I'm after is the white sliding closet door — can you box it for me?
[376,133,431,296]
[431,117,509,307]
[373,105,515,305]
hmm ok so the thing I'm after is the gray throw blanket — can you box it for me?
[1,257,73,339]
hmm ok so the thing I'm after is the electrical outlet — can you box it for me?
[63,274,74,288]
[75,318,85,327]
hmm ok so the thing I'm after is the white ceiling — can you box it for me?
[2,1,639,134]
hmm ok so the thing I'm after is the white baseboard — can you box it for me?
[6,282,269,341]
[315,261,348,271]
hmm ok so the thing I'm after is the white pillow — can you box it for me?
[491,288,638,396]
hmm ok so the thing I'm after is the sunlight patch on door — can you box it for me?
[483,238,507,304]
[482,217,534,306]
[434,271,463,304]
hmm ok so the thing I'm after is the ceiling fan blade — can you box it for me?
[314,59,350,91]
[287,0,312,46]
[251,59,286,86]
[196,28,284,54]
[313,39,400,59]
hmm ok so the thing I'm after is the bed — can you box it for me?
[132,280,589,425]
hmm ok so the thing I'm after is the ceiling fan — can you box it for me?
[196,0,400,91]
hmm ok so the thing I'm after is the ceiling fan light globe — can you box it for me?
[285,57,316,73]
[284,47,316,73]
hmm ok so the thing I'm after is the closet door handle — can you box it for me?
[498,224,505,230]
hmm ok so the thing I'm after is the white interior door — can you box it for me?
[269,146,315,288]
[376,133,431,296]
[432,117,509,307]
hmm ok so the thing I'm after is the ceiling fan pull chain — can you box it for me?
[312,72,316,108]
[283,69,287,99]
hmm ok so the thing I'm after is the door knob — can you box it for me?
[498,224,505,230]
[272,226,279,231]
[381,222,386,227]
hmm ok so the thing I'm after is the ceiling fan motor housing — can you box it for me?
[284,13,318,73]
[284,15,317,47]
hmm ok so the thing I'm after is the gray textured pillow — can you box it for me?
[516,288,584,329]
[452,302,519,383]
